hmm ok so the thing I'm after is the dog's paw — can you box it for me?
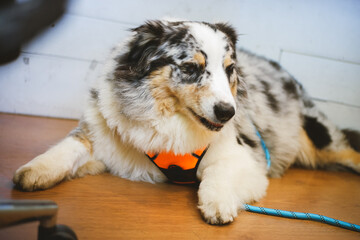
[13,156,68,191]
[198,190,240,225]
[198,202,238,225]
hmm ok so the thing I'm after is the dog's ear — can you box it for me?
[126,20,167,67]
[215,22,238,46]
[115,20,174,81]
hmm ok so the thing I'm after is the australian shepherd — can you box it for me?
[13,20,360,225]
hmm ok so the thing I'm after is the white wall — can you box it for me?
[0,0,359,129]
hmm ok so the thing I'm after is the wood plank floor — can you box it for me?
[0,113,359,240]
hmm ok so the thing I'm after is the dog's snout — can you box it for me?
[214,102,235,123]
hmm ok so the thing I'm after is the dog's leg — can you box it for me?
[13,123,105,191]
[197,141,269,225]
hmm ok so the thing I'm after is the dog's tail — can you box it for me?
[296,114,360,173]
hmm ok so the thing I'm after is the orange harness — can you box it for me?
[145,146,208,184]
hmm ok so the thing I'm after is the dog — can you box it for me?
[13,20,360,225]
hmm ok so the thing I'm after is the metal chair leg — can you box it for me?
[0,200,77,240]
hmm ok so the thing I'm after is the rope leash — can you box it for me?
[244,204,360,232]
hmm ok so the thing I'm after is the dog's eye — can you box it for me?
[180,62,203,83]
[181,62,200,75]
[225,64,235,79]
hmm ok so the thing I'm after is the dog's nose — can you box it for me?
[214,102,235,123]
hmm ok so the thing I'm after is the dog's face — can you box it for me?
[114,20,246,132]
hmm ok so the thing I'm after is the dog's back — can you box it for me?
[235,49,360,176]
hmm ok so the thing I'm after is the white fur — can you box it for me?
[13,137,91,190]
[188,23,237,121]
[197,123,268,224]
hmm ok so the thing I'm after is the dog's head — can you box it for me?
[114,20,246,132]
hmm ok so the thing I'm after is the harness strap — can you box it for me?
[146,146,208,184]
[145,124,270,184]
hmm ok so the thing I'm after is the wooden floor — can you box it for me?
[0,113,359,240]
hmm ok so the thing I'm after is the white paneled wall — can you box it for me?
[0,0,359,129]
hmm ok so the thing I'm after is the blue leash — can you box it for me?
[255,129,271,170]
[248,129,360,232]
[244,204,360,232]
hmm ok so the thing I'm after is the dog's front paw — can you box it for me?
[13,156,68,191]
[198,189,240,225]
[198,201,238,225]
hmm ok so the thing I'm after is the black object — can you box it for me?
[0,200,77,240]
[0,0,67,64]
